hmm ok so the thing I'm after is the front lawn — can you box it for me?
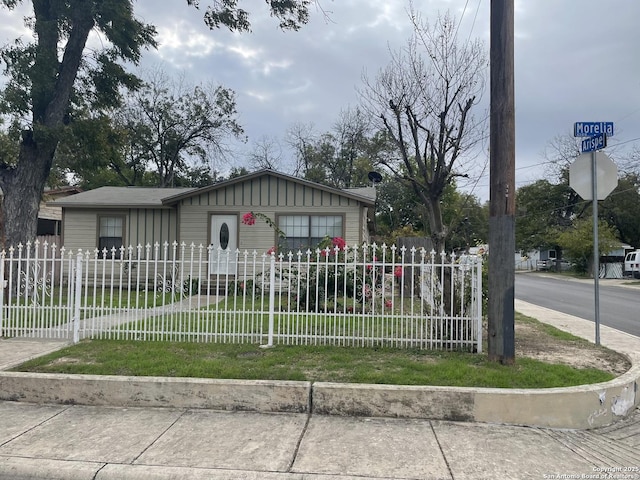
[12,313,619,389]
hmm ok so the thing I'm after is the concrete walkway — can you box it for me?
[2,400,640,480]
[1,298,640,479]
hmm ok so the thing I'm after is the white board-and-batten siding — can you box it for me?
[178,176,367,252]
[61,208,179,255]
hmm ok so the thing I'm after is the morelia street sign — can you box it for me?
[574,122,614,137]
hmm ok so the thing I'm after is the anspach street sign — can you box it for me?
[574,122,614,137]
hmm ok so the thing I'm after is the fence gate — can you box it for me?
[0,242,78,340]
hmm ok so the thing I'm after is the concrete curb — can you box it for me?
[1,364,638,428]
[312,364,639,428]
[0,373,311,413]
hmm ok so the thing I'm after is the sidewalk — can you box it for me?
[1,301,640,479]
[2,400,640,480]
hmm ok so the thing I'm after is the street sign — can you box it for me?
[569,152,618,200]
[581,133,607,153]
[574,122,614,137]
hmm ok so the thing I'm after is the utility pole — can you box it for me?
[488,0,515,364]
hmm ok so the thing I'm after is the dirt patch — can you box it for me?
[50,357,84,366]
[515,320,630,376]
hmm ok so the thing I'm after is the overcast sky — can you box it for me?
[2,1,640,201]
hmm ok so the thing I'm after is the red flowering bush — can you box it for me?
[242,212,256,225]
[394,266,403,278]
[332,236,346,251]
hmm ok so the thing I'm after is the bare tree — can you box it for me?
[541,133,581,182]
[286,122,317,177]
[620,146,640,177]
[249,135,283,171]
[359,9,487,252]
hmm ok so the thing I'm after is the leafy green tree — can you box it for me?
[55,70,243,190]
[515,179,581,254]
[0,0,316,246]
[0,0,155,245]
[375,176,422,237]
[118,71,244,187]
[288,108,374,189]
[54,114,150,189]
[443,191,488,252]
[555,218,619,276]
[600,173,640,249]
[226,166,251,179]
[374,172,488,251]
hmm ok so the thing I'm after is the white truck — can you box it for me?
[624,250,640,279]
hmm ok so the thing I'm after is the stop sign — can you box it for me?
[569,152,618,200]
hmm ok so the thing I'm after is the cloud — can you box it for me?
[1,0,640,200]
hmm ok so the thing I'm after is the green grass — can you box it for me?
[12,333,616,389]
[5,285,190,309]
[1,286,193,332]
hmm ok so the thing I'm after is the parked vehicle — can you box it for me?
[536,259,553,270]
[624,250,640,279]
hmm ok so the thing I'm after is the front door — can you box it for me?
[209,215,238,275]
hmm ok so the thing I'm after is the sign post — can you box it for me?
[571,122,617,346]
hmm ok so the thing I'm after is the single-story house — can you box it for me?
[50,169,376,275]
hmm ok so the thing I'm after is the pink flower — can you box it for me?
[385,299,393,308]
[267,246,276,255]
[394,266,403,278]
[242,212,255,225]
[332,236,346,250]
[366,264,372,271]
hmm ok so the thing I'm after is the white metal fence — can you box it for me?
[0,241,483,352]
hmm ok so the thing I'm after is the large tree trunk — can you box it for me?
[426,195,447,253]
[0,134,56,247]
[0,4,94,248]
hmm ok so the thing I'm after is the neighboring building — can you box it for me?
[520,243,633,278]
[38,186,83,238]
[50,170,376,272]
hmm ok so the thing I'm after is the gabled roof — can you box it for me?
[161,169,376,206]
[49,186,196,208]
[49,170,376,209]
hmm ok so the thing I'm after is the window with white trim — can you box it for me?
[98,216,124,256]
[278,215,343,252]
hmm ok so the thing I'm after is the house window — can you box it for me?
[278,215,343,252]
[98,216,125,256]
